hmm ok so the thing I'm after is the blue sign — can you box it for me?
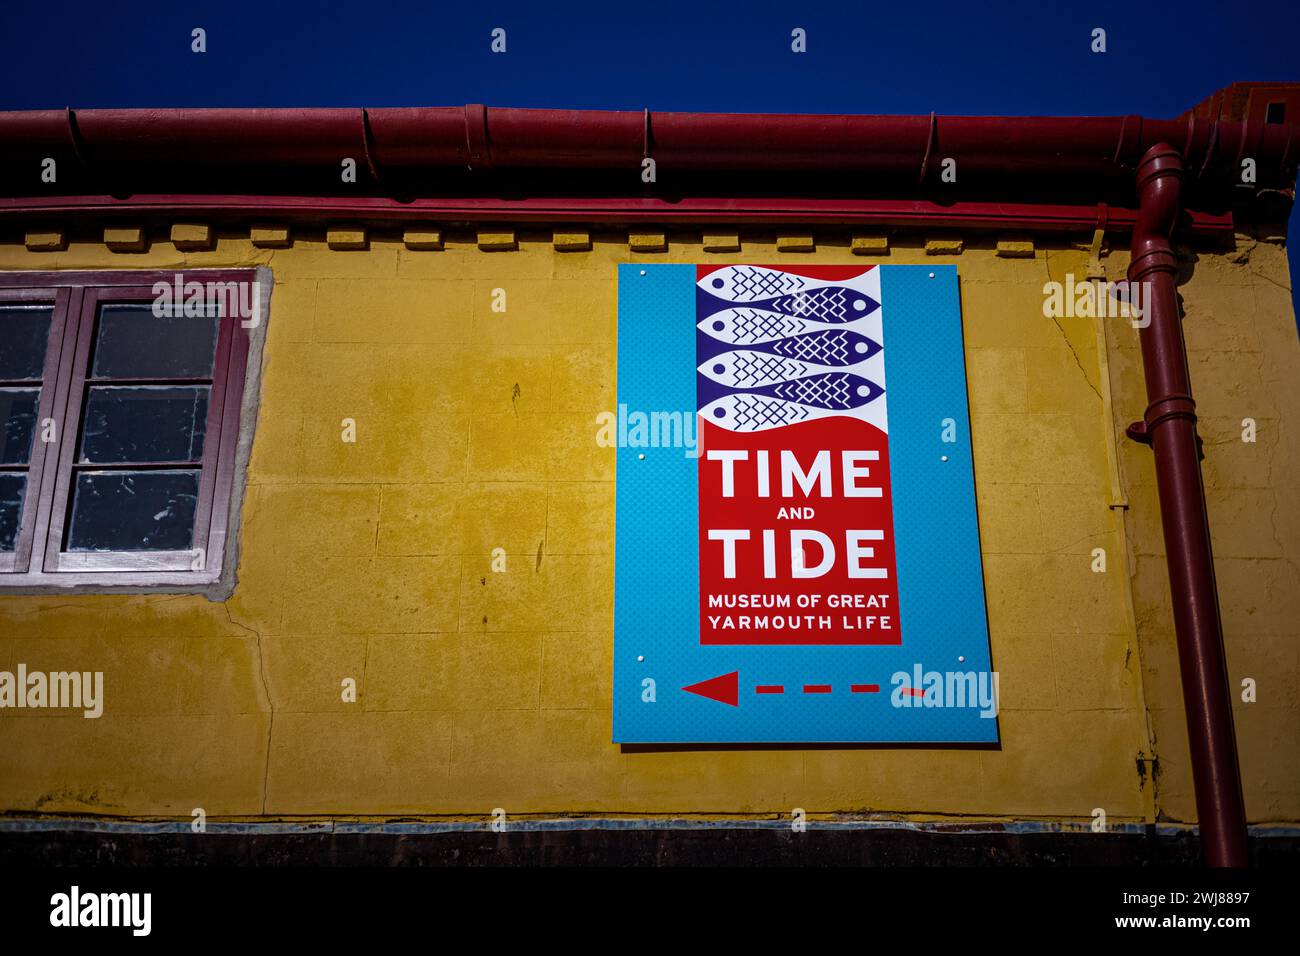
[613,264,997,744]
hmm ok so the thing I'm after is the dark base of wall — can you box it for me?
[3,827,1298,866]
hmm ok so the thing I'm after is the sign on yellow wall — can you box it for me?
[613,264,997,744]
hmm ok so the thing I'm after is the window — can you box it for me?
[1265,102,1286,125]
[0,270,263,590]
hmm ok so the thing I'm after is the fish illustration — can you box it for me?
[698,265,879,304]
[751,372,883,410]
[698,352,810,389]
[698,308,817,344]
[699,308,882,346]
[699,266,813,301]
[699,390,888,434]
[700,347,883,389]
[701,287,879,325]
[760,329,881,366]
[695,267,889,434]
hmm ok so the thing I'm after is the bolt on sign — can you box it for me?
[613,264,997,744]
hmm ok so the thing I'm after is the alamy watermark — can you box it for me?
[1043,275,1150,327]
[50,886,150,936]
[596,405,701,458]
[0,665,103,718]
[890,664,999,718]
[152,273,261,327]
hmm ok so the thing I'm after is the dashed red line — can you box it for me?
[903,686,925,697]
[752,682,881,696]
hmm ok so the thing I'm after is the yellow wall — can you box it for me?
[0,227,1295,825]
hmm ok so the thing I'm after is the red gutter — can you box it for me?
[0,193,1236,238]
[1127,145,1249,867]
[0,106,1295,189]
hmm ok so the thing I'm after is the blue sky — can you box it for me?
[1,0,1296,305]
[1,1,1294,115]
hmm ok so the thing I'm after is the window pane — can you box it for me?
[0,305,54,380]
[0,388,40,465]
[0,473,24,551]
[79,386,209,464]
[67,470,200,552]
[92,304,219,379]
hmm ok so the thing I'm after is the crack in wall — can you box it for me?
[223,605,274,815]
[1048,310,1103,401]
[1043,249,1103,401]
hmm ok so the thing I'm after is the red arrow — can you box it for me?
[682,671,738,706]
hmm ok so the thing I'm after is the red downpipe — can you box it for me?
[1128,144,1248,867]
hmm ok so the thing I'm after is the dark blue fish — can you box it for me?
[761,329,881,366]
[698,287,881,326]
[748,373,884,411]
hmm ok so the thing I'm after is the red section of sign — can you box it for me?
[755,685,785,694]
[851,684,881,694]
[682,671,739,706]
[802,684,833,694]
[697,263,877,282]
[697,416,901,645]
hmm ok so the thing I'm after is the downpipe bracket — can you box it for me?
[1125,419,1206,459]
[1126,393,1206,459]
[1125,421,1152,445]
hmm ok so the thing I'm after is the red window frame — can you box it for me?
[0,269,257,589]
